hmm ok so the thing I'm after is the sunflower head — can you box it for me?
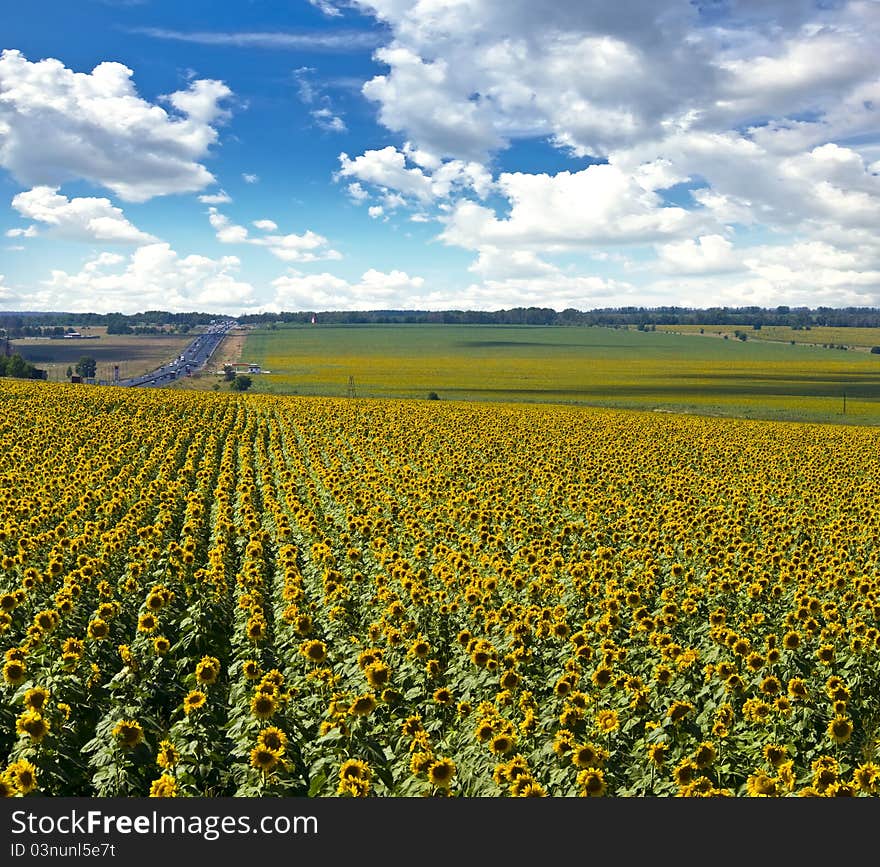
[183,690,208,715]
[112,719,144,749]
[350,693,377,716]
[149,774,178,797]
[250,746,281,773]
[250,692,276,720]
[258,726,287,754]
[427,757,456,789]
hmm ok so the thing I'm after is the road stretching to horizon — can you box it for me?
[117,319,238,388]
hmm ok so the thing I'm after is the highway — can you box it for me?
[117,319,238,388]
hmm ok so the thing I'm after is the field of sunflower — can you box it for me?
[1,378,879,797]
[240,323,880,425]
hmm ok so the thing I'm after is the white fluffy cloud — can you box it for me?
[0,50,232,202]
[34,244,257,313]
[336,145,492,209]
[10,186,157,244]
[208,208,342,262]
[441,161,699,255]
[272,268,425,310]
[352,0,880,163]
[655,235,741,275]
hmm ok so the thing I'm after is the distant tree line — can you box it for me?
[0,310,214,338]
[237,306,880,328]
[7,306,880,336]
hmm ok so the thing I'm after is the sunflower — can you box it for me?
[762,744,788,768]
[242,659,261,680]
[667,701,694,725]
[300,640,328,665]
[592,666,613,688]
[16,711,50,743]
[571,743,604,769]
[852,762,880,794]
[552,728,575,756]
[183,690,208,715]
[2,659,26,686]
[137,613,158,633]
[156,740,179,769]
[812,757,839,792]
[827,716,853,745]
[692,742,716,770]
[87,618,109,640]
[788,678,809,701]
[489,733,515,756]
[112,719,144,749]
[145,593,165,612]
[499,670,520,691]
[816,644,835,665]
[153,636,170,655]
[250,746,280,773]
[23,686,49,712]
[364,662,390,689]
[339,759,371,782]
[672,759,699,788]
[428,757,456,789]
[246,616,266,641]
[759,675,782,696]
[401,715,424,737]
[338,777,371,797]
[0,772,17,798]
[410,751,434,776]
[8,759,37,795]
[595,709,619,734]
[34,610,58,633]
[409,638,431,659]
[149,774,178,797]
[514,780,548,797]
[647,743,668,766]
[195,656,221,685]
[577,768,607,797]
[250,692,276,720]
[350,694,377,716]
[432,687,453,705]
[258,727,287,755]
[782,630,800,650]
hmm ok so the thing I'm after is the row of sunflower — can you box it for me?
[1,379,879,796]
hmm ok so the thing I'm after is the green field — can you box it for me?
[239,323,880,425]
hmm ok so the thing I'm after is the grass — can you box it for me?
[240,323,880,425]
[11,326,192,382]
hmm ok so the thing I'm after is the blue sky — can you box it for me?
[1,0,879,313]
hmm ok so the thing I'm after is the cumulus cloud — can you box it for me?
[272,268,425,310]
[10,186,157,244]
[242,173,259,184]
[351,0,879,164]
[34,243,257,314]
[0,49,232,202]
[336,145,493,212]
[208,208,342,262]
[655,234,741,275]
[440,162,700,256]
